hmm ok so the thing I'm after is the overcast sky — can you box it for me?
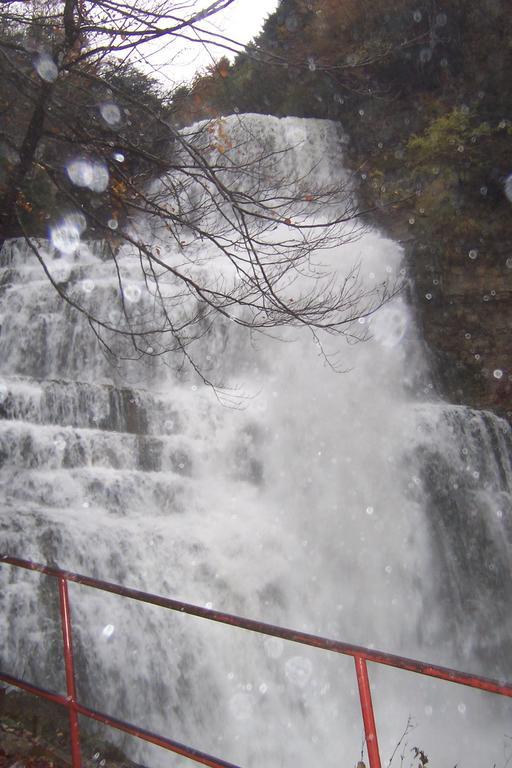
[153,0,280,86]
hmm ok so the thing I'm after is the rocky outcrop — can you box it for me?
[407,241,512,420]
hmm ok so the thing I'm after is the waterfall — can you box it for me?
[1,114,511,768]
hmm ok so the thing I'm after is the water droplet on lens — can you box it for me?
[436,12,448,26]
[259,683,268,694]
[108,218,118,230]
[413,10,422,22]
[372,305,408,348]
[100,102,122,126]
[425,704,433,716]
[229,692,253,720]
[67,158,109,193]
[307,56,316,71]
[285,656,313,687]
[480,186,488,196]
[366,506,374,515]
[113,151,125,162]
[504,175,512,203]
[493,369,503,379]
[123,284,142,303]
[102,624,115,638]
[34,53,58,82]
[468,249,478,260]
[264,637,284,659]
[457,702,466,714]
[50,214,86,254]
[81,279,94,293]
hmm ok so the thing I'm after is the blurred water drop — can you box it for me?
[435,12,448,26]
[504,175,512,203]
[493,369,503,379]
[413,10,422,22]
[100,102,122,126]
[67,158,109,193]
[113,151,125,162]
[307,56,316,72]
[81,279,95,294]
[123,284,142,303]
[108,219,118,230]
[34,53,58,82]
[229,692,253,721]
[457,702,466,714]
[101,624,115,639]
[50,214,86,255]
[264,636,284,659]
[372,305,408,348]
[285,656,313,687]
[366,506,374,515]
[468,249,478,260]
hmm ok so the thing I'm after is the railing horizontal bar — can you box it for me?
[0,672,242,768]
[75,703,243,768]
[0,671,68,708]
[2,555,512,699]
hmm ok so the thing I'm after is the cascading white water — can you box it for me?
[1,114,511,768]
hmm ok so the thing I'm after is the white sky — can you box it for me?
[152,0,280,86]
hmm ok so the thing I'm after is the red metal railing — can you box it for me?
[1,555,512,768]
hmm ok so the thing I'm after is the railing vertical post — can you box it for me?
[58,576,81,768]
[354,655,381,768]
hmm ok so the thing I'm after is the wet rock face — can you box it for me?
[407,242,512,421]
